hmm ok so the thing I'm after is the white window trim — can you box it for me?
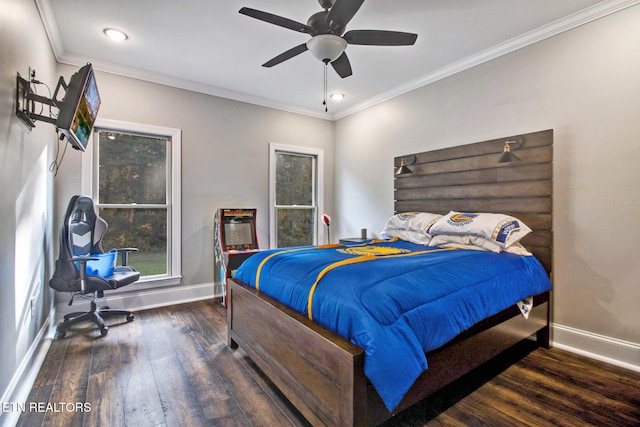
[82,118,182,287]
[268,143,325,249]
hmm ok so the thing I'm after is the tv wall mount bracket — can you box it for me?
[15,68,68,132]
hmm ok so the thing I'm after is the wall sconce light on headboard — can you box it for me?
[497,136,524,163]
[395,155,416,175]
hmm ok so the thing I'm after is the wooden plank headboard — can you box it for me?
[394,129,553,274]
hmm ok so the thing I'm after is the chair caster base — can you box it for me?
[54,307,134,338]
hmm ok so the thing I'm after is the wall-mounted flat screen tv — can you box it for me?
[56,63,101,151]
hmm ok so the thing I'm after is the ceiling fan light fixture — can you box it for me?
[307,34,347,63]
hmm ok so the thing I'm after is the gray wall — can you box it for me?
[0,0,57,413]
[54,65,335,289]
[334,6,640,354]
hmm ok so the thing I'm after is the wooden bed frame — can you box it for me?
[227,129,553,426]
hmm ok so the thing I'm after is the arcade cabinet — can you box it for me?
[214,208,259,305]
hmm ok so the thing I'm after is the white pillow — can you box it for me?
[380,212,441,239]
[430,234,501,253]
[382,229,432,246]
[429,234,532,255]
[429,211,532,248]
[503,242,532,256]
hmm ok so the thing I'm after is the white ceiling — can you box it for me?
[36,0,628,120]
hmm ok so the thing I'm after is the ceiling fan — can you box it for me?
[239,0,418,78]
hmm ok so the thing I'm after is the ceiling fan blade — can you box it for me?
[262,43,309,67]
[239,7,312,34]
[331,52,352,78]
[327,0,364,33]
[344,30,418,46]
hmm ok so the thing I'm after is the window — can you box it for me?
[83,119,181,286]
[269,144,324,248]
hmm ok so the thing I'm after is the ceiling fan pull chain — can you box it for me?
[323,62,328,112]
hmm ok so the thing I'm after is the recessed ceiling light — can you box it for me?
[330,93,345,101]
[103,28,128,41]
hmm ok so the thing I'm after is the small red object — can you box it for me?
[322,213,331,226]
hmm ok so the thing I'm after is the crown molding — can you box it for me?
[332,0,640,120]
[34,0,332,120]
[34,0,64,59]
[55,52,333,121]
[36,0,639,122]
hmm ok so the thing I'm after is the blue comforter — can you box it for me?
[233,239,552,411]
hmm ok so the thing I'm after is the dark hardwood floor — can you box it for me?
[18,300,640,427]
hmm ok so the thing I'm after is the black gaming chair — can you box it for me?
[50,195,140,338]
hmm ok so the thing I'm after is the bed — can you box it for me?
[226,129,553,426]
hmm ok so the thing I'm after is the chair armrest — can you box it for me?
[69,255,100,263]
[110,247,138,266]
[69,256,99,293]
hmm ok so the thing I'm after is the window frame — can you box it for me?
[82,118,182,287]
[269,143,325,248]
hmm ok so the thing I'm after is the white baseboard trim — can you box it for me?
[0,310,55,427]
[552,323,640,373]
[55,282,218,321]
